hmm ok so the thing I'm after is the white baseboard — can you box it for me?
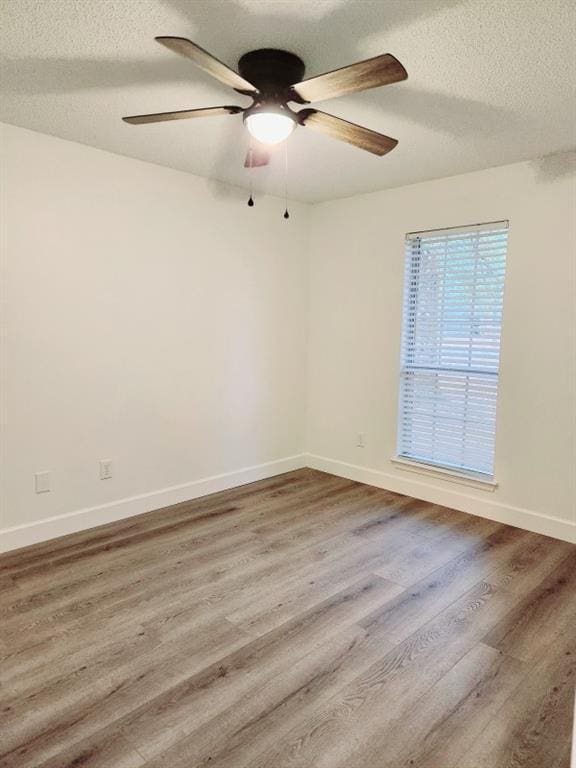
[0,455,307,553]
[306,454,576,544]
[3,452,574,553]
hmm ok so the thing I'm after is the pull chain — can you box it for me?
[283,140,290,219]
[247,141,254,207]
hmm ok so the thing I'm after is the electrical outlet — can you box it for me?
[34,471,51,493]
[99,459,113,480]
[357,432,365,448]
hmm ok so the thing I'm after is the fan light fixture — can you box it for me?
[245,112,295,145]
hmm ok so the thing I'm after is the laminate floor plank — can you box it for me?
[362,526,538,645]
[346,642,527,768]
[372,516,502,587]
[2,471,343,591]
[3,515,373,657]
[483,552,576,661]
[3,620,155,698]
[253,487,421,543]
[242,579,522,768]
[138,625,397,768]
[116,575,402,761]
[5,471,337,586]
[486,532,575,595]
[1,619,251,767]
[224,527,421,636]
[0,469,573,768]
[0,470,324,575]
[0,529,259,640]
[459,635,576,768]
[2,522,359,685]
[122,625,370,764]
[35,731,146,768]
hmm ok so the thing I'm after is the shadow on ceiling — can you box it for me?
[0,0,466,96]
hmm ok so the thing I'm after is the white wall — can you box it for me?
[2,125,575,550]
[306,160,576,542]
[0,123,309,546]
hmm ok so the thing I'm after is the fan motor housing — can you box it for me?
[238,49,305,95]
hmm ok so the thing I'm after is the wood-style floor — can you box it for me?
[1,469,574,768]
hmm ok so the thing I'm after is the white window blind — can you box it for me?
[398,221,508,477]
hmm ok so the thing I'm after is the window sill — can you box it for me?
[391,457,498,492]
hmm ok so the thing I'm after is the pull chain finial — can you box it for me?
[247,142,255,207]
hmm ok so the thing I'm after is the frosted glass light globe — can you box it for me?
[245,112,295,145]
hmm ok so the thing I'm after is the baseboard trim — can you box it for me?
[3,452,573,553]
[0,455,307,553]
[306,454,576,544]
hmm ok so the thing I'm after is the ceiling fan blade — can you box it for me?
[122,106,242,125]
[291,54,407,103]
[156,36,258,94]
[244,146,270,168]
[298,109,398,156]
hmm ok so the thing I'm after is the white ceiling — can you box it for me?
[1,0,575,202]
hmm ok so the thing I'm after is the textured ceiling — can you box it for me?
[1,0,575,202]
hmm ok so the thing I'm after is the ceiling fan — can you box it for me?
[122,37,408,167]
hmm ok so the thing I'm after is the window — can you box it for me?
[397,221,508,478]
